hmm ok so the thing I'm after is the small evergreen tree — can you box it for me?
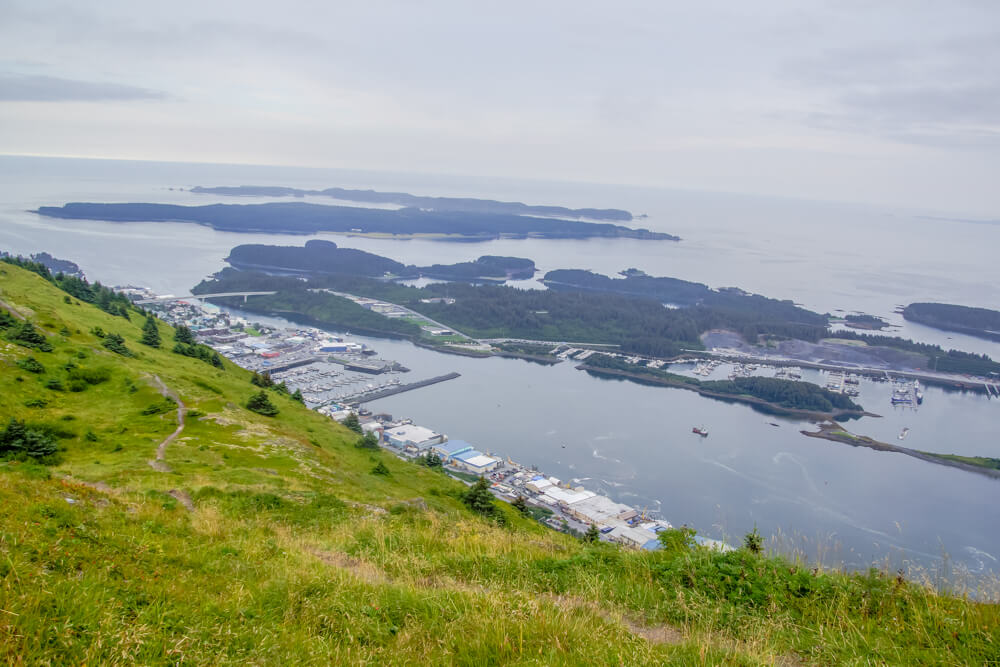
[356,432,380,450]
[462,476,502,523]
[246,390,279,416]
[743,525,764,555]
[371,460,391,476]
[251,370,274,388]
[211,352,224,369]
[291,388,305,404]
[342,412,363,434]
[174,324,195,345]
[584,523,600,543]
[511,495,529,516]
[140,315,161,348]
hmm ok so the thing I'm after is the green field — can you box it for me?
[1,262,998,665]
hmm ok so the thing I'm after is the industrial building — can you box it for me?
[384,424,445,452]
[451,449,501,474]
[431,440,475,460]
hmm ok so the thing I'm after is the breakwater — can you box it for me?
[345,372,461,405]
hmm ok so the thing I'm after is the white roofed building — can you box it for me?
[384,424,445,452]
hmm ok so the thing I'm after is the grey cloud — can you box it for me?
[782,28,1000,149]
[842,83,1000,126]
[0,73,165,102]
[801,82,1000,149]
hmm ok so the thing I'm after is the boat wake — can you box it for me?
[772,452,821,496]
[963,546,998,572]
[592,449,622,464]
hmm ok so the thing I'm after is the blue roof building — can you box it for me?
[431,439,475,459]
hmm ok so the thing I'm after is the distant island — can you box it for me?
[0,250,84,279]
[190,184,634,221]
[903,302,1000,342]
[35,202,677,241]
[841,314,889,331]
[227,240,536,281]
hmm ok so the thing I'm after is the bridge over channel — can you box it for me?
[134,291,277,304]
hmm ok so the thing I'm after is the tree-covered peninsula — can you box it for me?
[903,302,1000,342]
[35,202,678,240]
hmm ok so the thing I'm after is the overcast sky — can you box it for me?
[1,1,998,214]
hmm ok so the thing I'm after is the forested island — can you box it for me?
[190,185,634,221]
[543,269,826,328]
[0,250,84,279]
[35,202,676,241]
[579,353,866,419]
[903,302,1000,342]
[226,240,535,281]
[841,314,889,330]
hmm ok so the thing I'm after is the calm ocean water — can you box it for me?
[2,155,998,583]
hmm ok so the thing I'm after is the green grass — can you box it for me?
[927,453,1000,471]
[822,338,870,347]
[1,263,999,665]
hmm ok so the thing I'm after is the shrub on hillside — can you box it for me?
[0,418,60,464]
[16,357,45,374]
[101,333,133,357]
[9,322,52,352]
[246,391,279,416]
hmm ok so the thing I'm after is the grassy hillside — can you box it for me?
[1,263,998,665]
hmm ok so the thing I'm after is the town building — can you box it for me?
[431,439,475,460]
[384,424,445,452]
[451,449,501,474]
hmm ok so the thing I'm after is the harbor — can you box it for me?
[138,291,461,412]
